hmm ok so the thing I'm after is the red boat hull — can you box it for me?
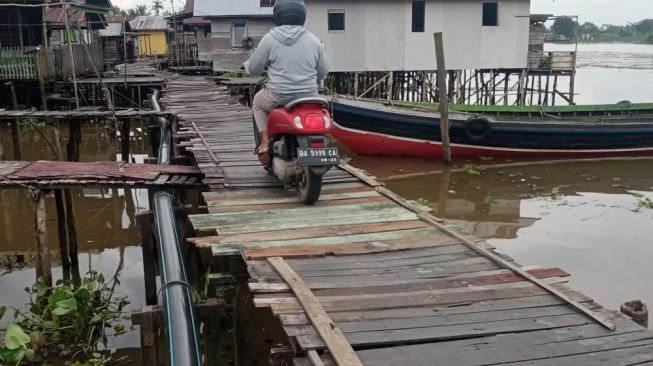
[333,123,653,158]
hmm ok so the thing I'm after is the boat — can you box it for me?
[329,97,653,157]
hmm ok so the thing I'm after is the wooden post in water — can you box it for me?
[434,32,452,164]
[54,190,71,267]
[33,190,52,286]
[64,119,81,265]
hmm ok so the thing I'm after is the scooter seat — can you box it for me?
[283,97,329,112]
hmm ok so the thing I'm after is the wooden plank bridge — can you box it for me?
[157,69,653,366]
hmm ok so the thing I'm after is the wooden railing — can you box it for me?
[0,48,41,80]
[528,51,577,72]
[0,44,103,80]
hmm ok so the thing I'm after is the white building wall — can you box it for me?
[194,0,273,18]
[305,0,530,72]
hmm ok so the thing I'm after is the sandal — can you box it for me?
[254,145,269,156]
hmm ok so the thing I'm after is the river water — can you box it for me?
[0,121,151,362]
[546,43,653,104]
[353,43,653,312]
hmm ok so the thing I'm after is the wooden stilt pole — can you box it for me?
[353,73,359,99]
[386,71,394,101]
[33,190,52,286]
[63,191,78,265]
[54,190,71,267]
[64,2,80,109]
[8,81,19,109]
[65,119,80,265]
[552,75,558,106]
[121,118,131,162]
[434,32,451,164]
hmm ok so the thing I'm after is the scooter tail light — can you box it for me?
[293,116,303,129]
[304,113,325,129]
[311,141,325,148]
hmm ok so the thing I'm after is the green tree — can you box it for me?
[551,17,578,40]
[578,22,599,35]
[647,34,653,44]
[634,19,653,34]
[127,4,150,16]
[151,0,164,16]
[111,5,124,15]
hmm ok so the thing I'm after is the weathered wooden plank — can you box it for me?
[285,304,578,336]
[207,196,389,214]
[188,220,429,247]
[270,281,563,314]
[267,257,363,366]
[296,313,593,350]
[221,230,460,258]
[252,268,569,298]
[251,256,493,279]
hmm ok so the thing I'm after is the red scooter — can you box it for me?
[253,81,339,204]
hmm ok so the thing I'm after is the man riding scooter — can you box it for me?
[243,0,329,156]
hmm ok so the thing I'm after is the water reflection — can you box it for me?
[384,158,653,310]
[0,120,152,361]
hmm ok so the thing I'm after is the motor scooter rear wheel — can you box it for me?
[297,167,322,204]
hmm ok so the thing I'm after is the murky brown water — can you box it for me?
[0,120,152,362]
[353,155,653,311]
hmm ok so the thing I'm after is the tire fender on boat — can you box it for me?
[463,117,492,141]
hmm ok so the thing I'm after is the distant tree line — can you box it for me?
[550,17,653,44]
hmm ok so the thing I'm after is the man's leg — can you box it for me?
[252,88,278,153]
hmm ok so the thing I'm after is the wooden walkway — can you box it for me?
[0,161,203,189]
[158,70,653,366]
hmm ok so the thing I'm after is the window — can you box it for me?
[482,2,499,26]
[328,11,345,32]
[232,21,247,47]
[260,0,275,7]
[412,1,425,32]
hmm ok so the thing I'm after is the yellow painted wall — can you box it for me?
[137,31,168,56]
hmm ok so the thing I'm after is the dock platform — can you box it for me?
[159,70,653,365]
[0,161,203,189]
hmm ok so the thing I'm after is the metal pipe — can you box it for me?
[150,89,202,366]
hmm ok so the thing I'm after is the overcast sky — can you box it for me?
[531,0,651,25]
[113,0,650,26]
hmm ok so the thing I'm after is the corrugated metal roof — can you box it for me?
[129,16,169,31]
[99,22,123,37]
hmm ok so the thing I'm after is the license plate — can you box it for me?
[296,148,339,166]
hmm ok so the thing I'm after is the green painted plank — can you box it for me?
[207,190,380,207]
[213,210,418,235]
[211,227,448,256]
[190,201,401,227]
[395,100,653,114]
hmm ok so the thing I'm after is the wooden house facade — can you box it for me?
[192,0,275,71]
[129,16,170,57]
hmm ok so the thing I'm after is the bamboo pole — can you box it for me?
[434,32,451,164]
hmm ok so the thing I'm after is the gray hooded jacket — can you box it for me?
[244,25,329,102]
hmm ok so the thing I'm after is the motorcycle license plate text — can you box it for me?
[296,148,339,166]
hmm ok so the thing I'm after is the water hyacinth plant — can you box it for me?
[0,271,129,365]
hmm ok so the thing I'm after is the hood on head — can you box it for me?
[270,25,307,46]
